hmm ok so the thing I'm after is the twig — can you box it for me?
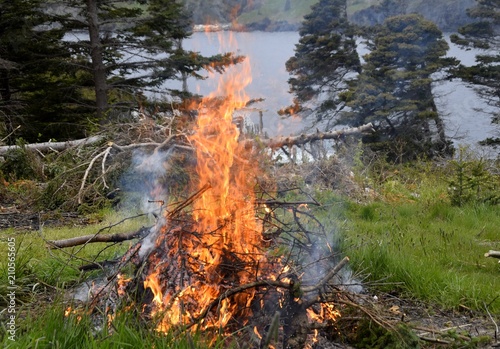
[302,256,350,293]
[0,125,21,143]
[412,325,471,341]
[167,183,211,218]
[256,199,320,207]
[484,301,499,342]
[418,336,451,345]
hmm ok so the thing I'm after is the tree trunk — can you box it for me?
[86,0,108,120]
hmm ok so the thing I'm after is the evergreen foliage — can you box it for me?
[0,0,241,142]
[284,0,360,126]
[342,14,456,161]
[0,0,94,143]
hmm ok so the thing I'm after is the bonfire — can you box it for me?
[51,33,361,349]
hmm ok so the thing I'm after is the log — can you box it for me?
[247,123,374,150]
[47,226,151,249]
[484,250,500,263]
[0,135,104,156]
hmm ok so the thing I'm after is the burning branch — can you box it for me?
[302,256,350,294]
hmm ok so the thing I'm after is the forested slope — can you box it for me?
[183,0,476,31]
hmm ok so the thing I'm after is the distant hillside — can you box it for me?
[183,0,475,32]
[350,0,476,31]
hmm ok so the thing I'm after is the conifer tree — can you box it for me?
[284,0,360,128]
[343,14,455,161]
[0,0,93,143]
[59,0,242,120]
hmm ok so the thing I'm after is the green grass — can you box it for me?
[0,210,152,305]
[1,156,499,346]
[338,179,500,312]
[2,302,223,348]
[237,0,317,26]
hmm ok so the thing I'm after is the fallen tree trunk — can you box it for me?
[47,226,151,249]
[0,135,105,156]
[252,123,374,150]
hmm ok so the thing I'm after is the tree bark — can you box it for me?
[47,226,151,249]
[0,135,104,156]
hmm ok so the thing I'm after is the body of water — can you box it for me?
[172,31,497,151]
[165,31,302,137]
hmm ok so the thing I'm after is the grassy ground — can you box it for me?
[1,154,499,347]
[338,159,500,313]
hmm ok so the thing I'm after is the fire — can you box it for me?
[117,273,132,297]
[141,32,268,333]
[134,31,345,345]
[306,303,341,324]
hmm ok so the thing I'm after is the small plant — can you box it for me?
[447,148,500,206]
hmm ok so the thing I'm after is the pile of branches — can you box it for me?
[45,183,412,348]
[0,105,374,213]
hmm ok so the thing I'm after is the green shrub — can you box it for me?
[447,148,500,206]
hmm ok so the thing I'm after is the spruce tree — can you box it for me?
[59,0,242,120]
[284,0,360,128]
[0,0,93,143]
[343,14,455,161]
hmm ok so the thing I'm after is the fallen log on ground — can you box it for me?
[47,226,151,249]
[1,123,374,158]
[250,123,374,150]
[0,135,104,156]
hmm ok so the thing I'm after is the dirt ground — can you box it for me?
[0,205,91,230]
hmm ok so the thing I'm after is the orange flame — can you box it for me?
[141,32,267,333]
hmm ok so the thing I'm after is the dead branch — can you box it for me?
[246,123,374,150]
[78,259,120,271]
[47,226,151,249]
[302,256,350,294]
[0,123,373,159]
[78,147,112,204]
[0,135,104,155]
[418,336,451,345]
